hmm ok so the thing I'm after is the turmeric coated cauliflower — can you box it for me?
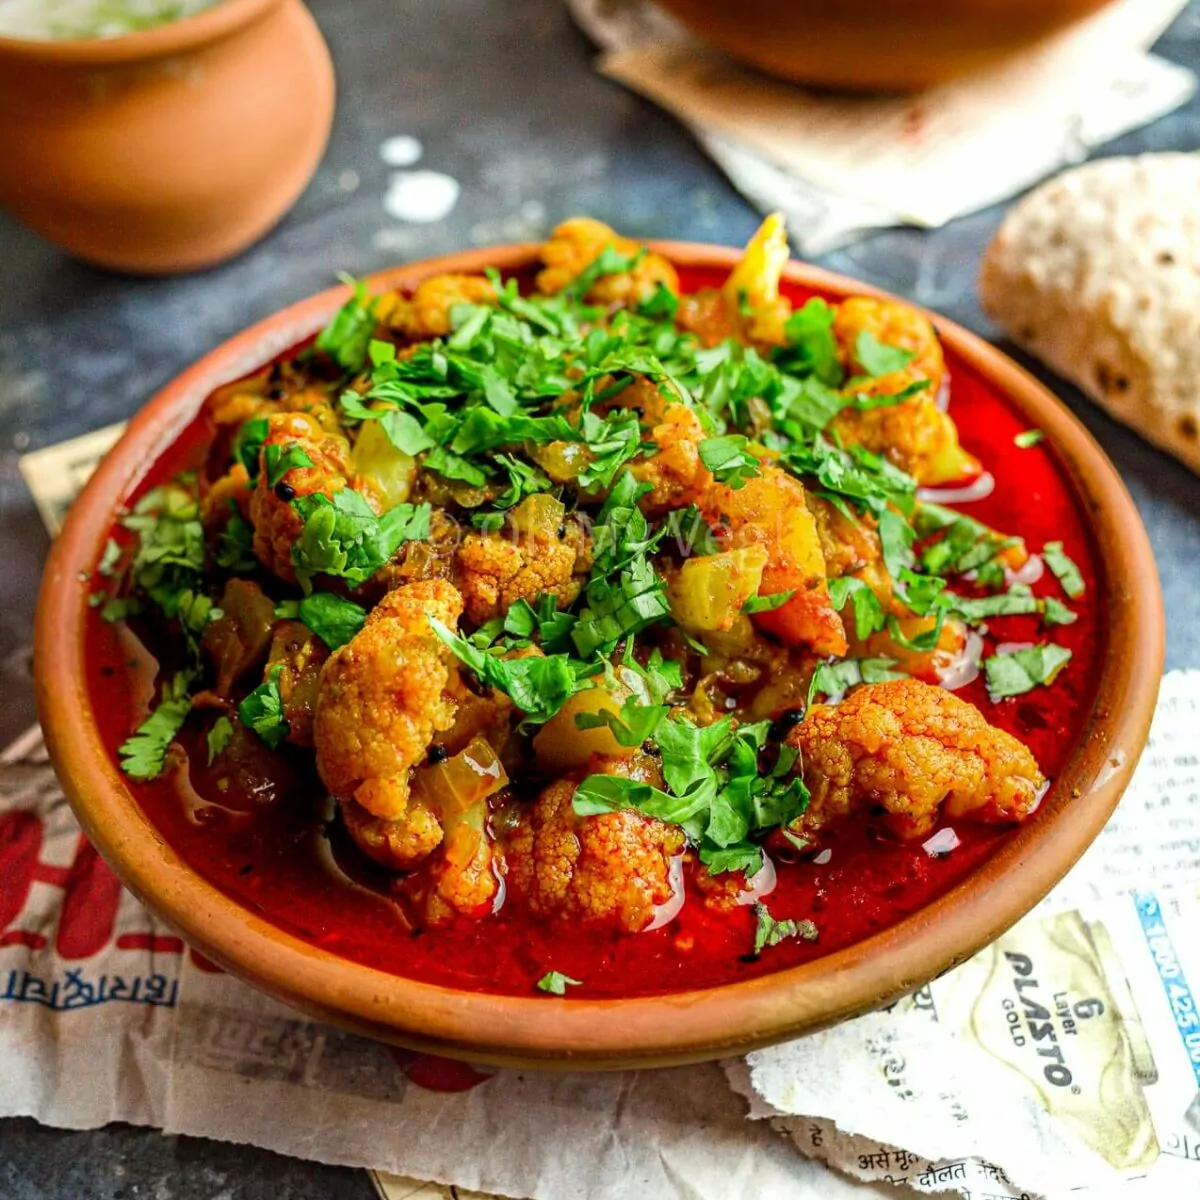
[700,466,848,657]
[505,760,686,932]
[789,678,1045,841]
[622,376,713,517]
[314,579,464,826]
[453,493,592,626]
[380,273,497,340]
[249,412,353,583]
[831,298,981,486]
[536,217,679,306]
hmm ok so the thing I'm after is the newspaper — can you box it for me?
[6,423,1200,1200]
[566,0,1198,254]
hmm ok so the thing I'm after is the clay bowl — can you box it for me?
[655,0,1118,91]
[0,0,334,274]
[35,241,1163,1069]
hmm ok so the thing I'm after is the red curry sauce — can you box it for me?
[83,270,1103,998]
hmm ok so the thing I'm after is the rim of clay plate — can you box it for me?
[35,241,1164,1070]
[0,0,281,63]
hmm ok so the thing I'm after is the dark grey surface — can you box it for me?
[1,0,1198,1195]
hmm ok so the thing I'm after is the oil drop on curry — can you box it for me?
[85,215,1098,997]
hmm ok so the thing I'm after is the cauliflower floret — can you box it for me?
[831,297,981,487]
[721,211,793,347]
[380,273,496,340]
[630,395,711,517]
[700,466,848,657]
[341,796,444,871]
[248,412,353,583]
[789,678,1045,841]
[505,762,686,932]
[536,217,679,306]
[314,579,464,825]
[453,493,591,626]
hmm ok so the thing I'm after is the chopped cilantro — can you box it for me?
[213,513,256,572]
[290,490,430,592]
[429,618,593,725]
[742,589,796,614]
[264,441,314,489]
[1042,541,1085,598]
[984,644,1072,700]
[238,664,289,748]
[206,716,234,765]
[753,903,818,955]
[119,672,192,781]
[827,576,886,640]
[780,298,842,385]
[234,417,269,479]
[948,588,1038,623]
[853,330,915,379]
[100,597,142,623]
[1015,429,1044,449]
[567,244,644,299]
[638,282,679,319]
[97,537,122,577]
[536,970,582,995]
[287,592,368,650]
[808,657,904,705]
[315,278,377,372]
[1041,597,1077,627]
[698,435,761,488]
[574,692,669,747]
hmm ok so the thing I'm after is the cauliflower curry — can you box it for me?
[86,216,1099,997]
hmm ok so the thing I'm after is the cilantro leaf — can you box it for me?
[214,513,256,571]
[119,672,192,780]
[315,278,377,373]
[753,903,818,955]
[429,618,592,724]
[854,330,915,378]
[567,244,644,299]
[808,657,904,705]
[983,644,1071,700]
[1015,429,1044,448]
[536,970,582,995]
[781,298,842,385]
[264,441,314,489]
[827,576,886,639]
[97,537,122,577]
[291,490,430,592]
[206,715,233,765]
[238,664,289,748]
[638,282,679,319]
[742,589,795,614]
[574,693,669,747]
[698,435,761,489]
[949,588,1038,623]
[1042,541,1085,598]
[1041,597,1077,627]
[292,592,368,650]
[234,417,269,479]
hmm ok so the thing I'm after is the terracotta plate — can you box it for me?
[34,243,1164,1069]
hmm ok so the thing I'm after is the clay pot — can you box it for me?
[0,0,334,274]
[36,242,1163,1068]
[655,0,1118,91]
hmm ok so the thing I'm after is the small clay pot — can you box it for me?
[655,0,1118,91]
[0,0,334,274]
[35,242,1164,1069]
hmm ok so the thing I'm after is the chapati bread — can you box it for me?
[978,153,1200,474]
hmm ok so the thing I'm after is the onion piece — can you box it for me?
[922,827,961,857]
[812,848,833,866]
[1006,554,1044,587]
[917,471,995,506]
[935,372,951,413]
[939,630,983,693]
[645,853,686,931]
[735,851,778,906]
